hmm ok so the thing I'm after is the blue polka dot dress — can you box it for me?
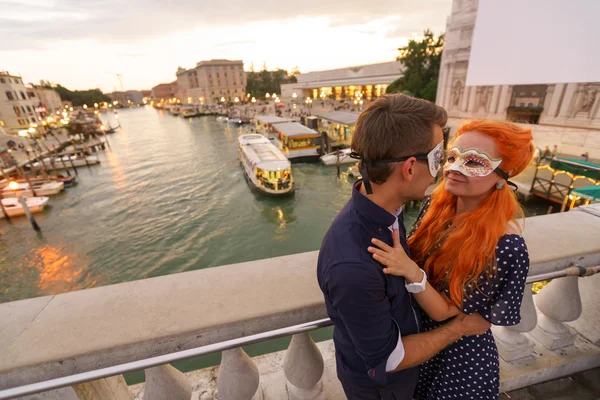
[409,198,530,400]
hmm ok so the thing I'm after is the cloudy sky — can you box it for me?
[1,0,451,92]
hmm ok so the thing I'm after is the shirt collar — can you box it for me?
[351,180,402,229]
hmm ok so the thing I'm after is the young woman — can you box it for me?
[368,120,534,399]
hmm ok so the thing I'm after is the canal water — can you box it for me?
[0,106,549,382]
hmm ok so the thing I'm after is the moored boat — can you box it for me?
[271,122,321,163]
[228,117,251,125]
[349,163,362,178]
[181,106,200,118]
[238,134,294,195]
[320,148,355,166]
[0,196,49,218]
[33,155,100,170]
[1,181,64,198]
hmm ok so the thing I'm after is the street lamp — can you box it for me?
[234,97,239,103]
[83,104,88,109]
[265,93,270,99]
[305,97,312,115]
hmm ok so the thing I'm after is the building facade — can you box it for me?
[151,81,178,102]
[0,71,43,134]
[438,0,600,157]
[176,59,246,105]
[110,90,144,105]
[27,85,62,114]
[281,61,403,101]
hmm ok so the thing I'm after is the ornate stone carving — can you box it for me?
[476,86,493,112]
[452,78,464,108]
[572,84,600,118]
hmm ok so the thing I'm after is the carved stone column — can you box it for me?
[530,276,581,350]
[217,347,262,400]
[492,283,537,361]
[144,364,192,400]
[284,332,325,399]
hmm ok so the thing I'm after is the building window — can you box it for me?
[13,106,20,116]
[5,91,14,100]
[216,73,220,78]
[20,91,26,100]
[26,105,32,112]
[0,120,5,127]
[18,119,26,126]
[21,106,25,113]
[0,78,5,83]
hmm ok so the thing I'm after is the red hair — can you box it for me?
[407,120,534,306]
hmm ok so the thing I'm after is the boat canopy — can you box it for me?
[238,134,291,171]
[572,185,600,202]
[315,111,359,126]
[550,158,600,180]
[275,122,319,138]
[255,116,292,124]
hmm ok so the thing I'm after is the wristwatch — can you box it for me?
[405,269,427,293]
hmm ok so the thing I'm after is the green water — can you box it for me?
[0,107,385,303]
[0,107,548,382]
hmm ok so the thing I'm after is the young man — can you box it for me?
[317,95,491,400]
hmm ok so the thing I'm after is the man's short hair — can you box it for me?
[351,94,447,184]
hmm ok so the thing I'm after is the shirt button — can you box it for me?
[378,226,383,232]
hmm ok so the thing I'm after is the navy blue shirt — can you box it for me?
[317,181,421,390]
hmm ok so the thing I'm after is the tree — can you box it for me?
[53,84,111,106]
[245,67,296,98]
[387,30,444,102]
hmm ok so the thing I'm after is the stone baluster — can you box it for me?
[143,364,193,400]
[492,283,537,361]
[284,332,325,399]
[72,375,133,399]
[217,347,262,400]
[530,276,582,350]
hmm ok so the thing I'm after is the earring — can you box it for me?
[496,181,505,190]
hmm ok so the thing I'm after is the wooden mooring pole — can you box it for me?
[18,195,41,231]
[18,166,38,197]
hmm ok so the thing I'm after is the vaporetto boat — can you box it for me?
[238,134,294,196]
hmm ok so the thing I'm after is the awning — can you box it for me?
[550,158,600,180]
[275,122,319,137]
[572,185,600,202]
[316,111,359,126]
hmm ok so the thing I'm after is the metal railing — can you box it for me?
[1,265,598,400]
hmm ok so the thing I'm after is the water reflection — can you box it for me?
[106,149,127,191]
[32,244,89,294]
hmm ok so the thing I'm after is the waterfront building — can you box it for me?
[280,61,403,101]
[0,71,43,135]
[151,81,178,104]
[176,59,246,105]
[439,0,600,157]
[27,84,62,115]
[110,90,144,106]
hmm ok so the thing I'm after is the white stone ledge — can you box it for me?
[1,208,599,390]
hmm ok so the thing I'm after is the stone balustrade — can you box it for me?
[1,204,600,399]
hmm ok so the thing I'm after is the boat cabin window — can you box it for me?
[256,167,292,182]
[285,137,318,149]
